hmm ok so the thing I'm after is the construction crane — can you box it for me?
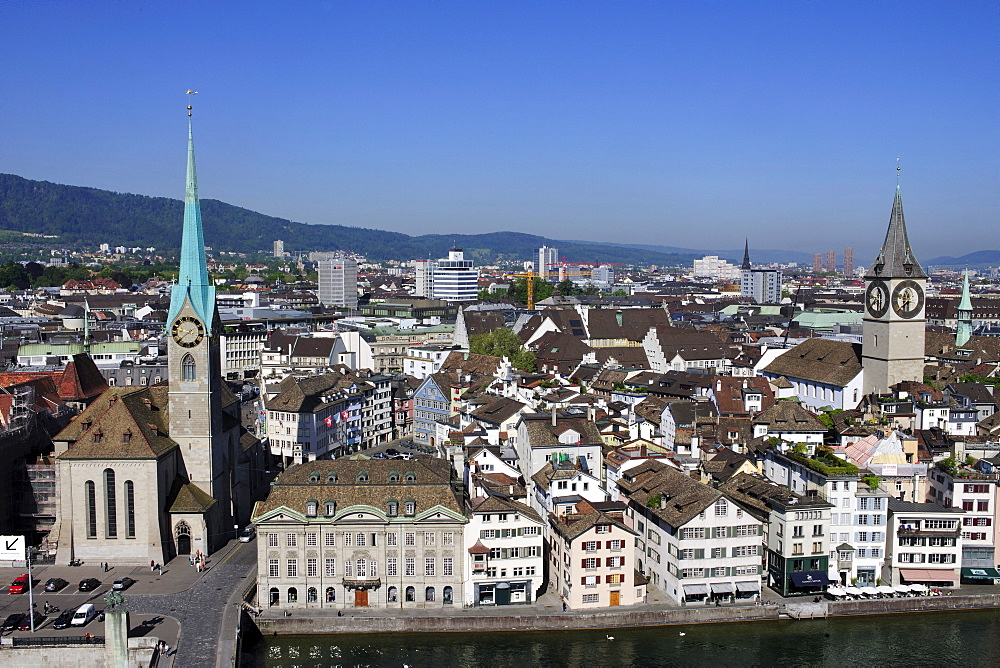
[507,272,539,310]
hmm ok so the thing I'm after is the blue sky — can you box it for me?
[3,1,997,258]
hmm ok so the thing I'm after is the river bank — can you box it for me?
[250,591,1000,636]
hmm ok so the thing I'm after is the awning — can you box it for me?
[737,580,762,593]
[790,571,831,588]
[683,584,709,596]
[899,569,959,584]
[711,582,736,594]
[961,567,1000,580]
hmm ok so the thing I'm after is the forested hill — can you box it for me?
[0,174,696,265]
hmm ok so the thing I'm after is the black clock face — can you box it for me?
[866,280,889,318]
[171,316,205,348]
[891,280,924,319]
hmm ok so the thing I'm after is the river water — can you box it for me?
[244,609,1000,667]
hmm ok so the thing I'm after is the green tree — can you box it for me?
[469,328,537,372]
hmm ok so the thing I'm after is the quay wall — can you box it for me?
[254,594,1000,636]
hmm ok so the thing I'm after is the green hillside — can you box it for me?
[0,174,694,265]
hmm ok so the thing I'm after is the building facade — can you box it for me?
[464,495,545,606]
[317,256,359,310]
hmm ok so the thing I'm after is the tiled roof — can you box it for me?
[471,397,527,426]
[752,401,827,432]
[549,509,634,542]
[56,386,178,459]
[617,461,723,528]
[169,479,217,513]
[762,339,863,387]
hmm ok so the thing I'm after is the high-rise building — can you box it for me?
[826,250,836,272]
[741,240,783,304]
[692,255,740,281]
[317,256,358,310]
[861,183,926,395]
[844,248,854,278]
[413,259,434,298]
[431,248,478,301]
[812,253,823,273]
[537,246,558,281]
[273,239,285,258]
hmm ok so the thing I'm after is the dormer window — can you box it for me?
[405,472,416,483]
[389,471,400,483]
[93,431,103,443]
[306,500,318,517]
[388,500,398,516]
[404,500,416,516]
[309,471,320,484]
[327,472,338,483]
[122,430,132,443]
[357,471,369,483]
[324,501,336,516]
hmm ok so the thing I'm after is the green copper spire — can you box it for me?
[956,268,973,347]
[167,115,216,330]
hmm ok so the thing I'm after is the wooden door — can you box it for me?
[610,591,620,606]
[354,589,368,607]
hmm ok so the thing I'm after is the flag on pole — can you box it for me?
[324,416,333,427]
[341,410,350,421]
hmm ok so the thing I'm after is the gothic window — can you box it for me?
[85,480,97,538]
[182,354,196,381]
[105,469,117,538]
[125,481,135,538]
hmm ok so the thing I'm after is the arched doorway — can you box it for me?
[269,587,279,606]
[175,521,192,555]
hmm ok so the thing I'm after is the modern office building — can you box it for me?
[537,246,559,281]
[431,249,478,302]
[317,256,358,310]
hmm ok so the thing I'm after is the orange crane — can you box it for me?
[507,272,539,310]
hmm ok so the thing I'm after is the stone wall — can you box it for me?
[0,637,156,668]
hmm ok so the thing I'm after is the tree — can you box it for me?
[469,328,537,372]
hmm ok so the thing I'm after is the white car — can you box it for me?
[239,526,256,543]
[71,603,97,626]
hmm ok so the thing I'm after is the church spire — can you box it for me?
[741,239,751,270]
[956,268,973,347]
[866,169,926,279]
[167,99,216,330]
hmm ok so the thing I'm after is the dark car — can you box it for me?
[385,448,400,456]
[17,610,44,631]
[111,577,134,591]
[1,613,25,632]
[78,578,101,592]
[44,577,68,592]
[52,608,75,630]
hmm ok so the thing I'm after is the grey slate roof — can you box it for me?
[865,186,927,279]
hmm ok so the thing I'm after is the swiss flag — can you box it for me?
[341,410,350,421]
[324,416,333,427]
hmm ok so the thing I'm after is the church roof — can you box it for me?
[56,385,178,459]
[58,353,110,402]
[865,185,926,279]
[168,479,218,513]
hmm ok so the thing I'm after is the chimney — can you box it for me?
[551,405,558,427]
[659,495,667,510]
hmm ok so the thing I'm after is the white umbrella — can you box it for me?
[826,586,845,597]
[859,586,879,597]
[876,586,895,596]
[892,585,911,595]
[843,586,863,597]
[910,583,929,593]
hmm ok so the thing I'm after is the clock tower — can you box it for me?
[862,182,927,395]
[167,113,232,523]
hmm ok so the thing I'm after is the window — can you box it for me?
[357,559,366,578]
[732,545,758,557]
[425,558,435,576]
[306,502,317,517]
[307,558,317,577]
[325,559,335,577]
[268,533,279,547]
[681,549,695,560]
[425,533,436,546]
[307,587,317,603]
[405,501,416,515]
[287,587,297,603]
[443,532,454,545]
[356,533,367,547]
[287,534,297,547]
[325,502,336,516]
[325,533,335,547]
[610,540,624,550]
[344,561,353,577]
[812,542,823,554]
[583,558,599,569]
[405,558,415,576]
[712,547,724,558]
[269,559,279,578]
[85,480,97,538]
[326,587,336,603]
[584,541,598,551]
[582,594,600,603]
[182,354,196,381]
[405,586,415,602]
[104,469,117,538]
[426,587,435,602]
[595,525,610,534]
[681,527,706,540]
[736,525,757,537]
[387,558,397,577]
[287,559,298,578]
[125,481,135,538]
[715,499,728,516]
[792,544,803,555]
[979,500,990,512]
[387,501,398,516]
[387,532,398,547]
[681,568,704,578]
[405,532,415,546]
[792,525,804,538]
[344,533,352,547]
[306,533,317,546]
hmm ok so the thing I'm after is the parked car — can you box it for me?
[17,610,44,631]
[44,577,69,592]
[9,574,30,594]
[71,603,97,626]
[111,577,135,591]
[239,526,256,543]
[78,578,101,592]
[385,448,400,456]
[52,608,75,630]
[1,613,25,632]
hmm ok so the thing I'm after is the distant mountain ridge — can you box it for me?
[0,174,697,265]
[578,241,817,266]
[923,250,1000,268]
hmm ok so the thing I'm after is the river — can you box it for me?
[244,608,1000,666]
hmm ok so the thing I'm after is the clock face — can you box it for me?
[171,316,205,348]
[865,280,889,318]
[892,280,924,319]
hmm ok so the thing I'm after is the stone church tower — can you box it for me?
[53,111,265,565]
[862,183,927,395]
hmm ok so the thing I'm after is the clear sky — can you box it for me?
[3,1,997,259]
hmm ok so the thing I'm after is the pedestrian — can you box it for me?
[157,564,162,576]
[189,555,194,566]
[164,643,170,655]
[150,559,155,572]
[337,610,342,617]
[562,600,567,612]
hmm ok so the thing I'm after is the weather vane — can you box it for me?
[896,156,901,186]
[186,89,199,116]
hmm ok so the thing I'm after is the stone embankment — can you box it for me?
[254,594,1000,636]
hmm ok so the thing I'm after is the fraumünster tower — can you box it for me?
[861,183,927,395]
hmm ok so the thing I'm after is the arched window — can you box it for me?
[125,481,135,538]
[85,480,97,538]
[715,498,728,516]
[326,587,335,603]
[104,469,117,537]
[287,587,298,603]
[269,587,279,607]
[307,587,317,603]
[357,471,369,483]
[387,586,398,602]
[388,471,399,483]
[405,586,415,602]
[425,586,435,602]
[405,472,416,483]
[327,472,338,483]
[443,586,453,604]
[182,354,196,382]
